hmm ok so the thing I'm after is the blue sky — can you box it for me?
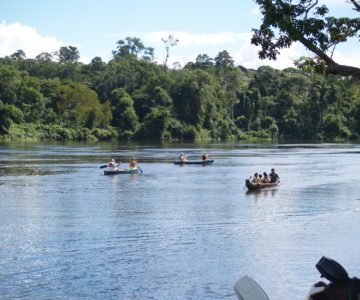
[1,0,359,69]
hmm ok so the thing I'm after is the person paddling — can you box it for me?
[108,158,117,168]
[269,168,280,183]
[201,152,209,161]
[129,157,137,169]
[179,152,187,162]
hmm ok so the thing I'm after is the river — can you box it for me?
[0,142,359,299]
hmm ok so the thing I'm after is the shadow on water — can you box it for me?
[0,165,74,176]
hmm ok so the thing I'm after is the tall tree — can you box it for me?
[195,54,214,69]
[35,52,54,62]
[10,50,26,60]
[112,37,154,61]
[57,46,80,63]
[214,50,234,68]
[252,0,360,78]
[162,35,179,68]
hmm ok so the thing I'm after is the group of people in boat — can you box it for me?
[107,157,137,169]
[179,151,209,162]
[251,168,280,184]
[107,152,209,168]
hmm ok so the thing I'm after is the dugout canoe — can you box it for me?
[173,159,214,165]
[104,168,139,175]
[245,179,279,190]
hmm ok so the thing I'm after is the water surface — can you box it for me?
[1,142,359,299]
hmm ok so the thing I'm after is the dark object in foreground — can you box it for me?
[173,159,214,165]
[306,256,360,300]
[316,256,349,284]
[104,168,140,175]
[245,179,279,190]
[233,256,360,300]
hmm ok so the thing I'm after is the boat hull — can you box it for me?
[104,168,139,175]
[173,159,214,165]
[245,179,279,190]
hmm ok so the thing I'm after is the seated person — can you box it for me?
[262,172,270,183]
[201,152,209,161]
[179,153,187,162]
[251,173,261,184]
[108,158,117,168]
[129,157,137,169]
[269,168,280,183]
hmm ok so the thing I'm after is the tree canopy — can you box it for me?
[1,35,360,143]
[251,0,360,78]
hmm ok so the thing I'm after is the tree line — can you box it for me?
[0,36,360,143]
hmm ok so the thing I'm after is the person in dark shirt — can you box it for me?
[269,168,280,183]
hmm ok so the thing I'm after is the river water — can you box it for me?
[0,142,359,299]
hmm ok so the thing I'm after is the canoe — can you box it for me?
[173,159,214,165]
[104,168,139,175]
[245,179,279,190]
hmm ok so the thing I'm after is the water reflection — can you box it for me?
[245,187,279,197]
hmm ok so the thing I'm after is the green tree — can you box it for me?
[10,50,26,60]
[57,46,80,63]
[214,50,234,68]
[35,52,54,62]
[55,83,103,127]
[112,37,154,61]
[252,0,360,78]
[195,54,214,69]
[136,107,173,142]
[0,102,24,133]
[110,88,139,136]
[322,113,349,140]
[0,65,19,105]
[250,66,280,97]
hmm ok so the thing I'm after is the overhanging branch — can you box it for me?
[349,0,360,12]
[298,36,360,78]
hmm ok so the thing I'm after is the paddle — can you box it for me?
[137,165,143,174]
[99,162,122,169]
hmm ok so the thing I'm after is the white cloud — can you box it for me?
[2,22,358,71]
[0,20,62,58]
[332,50,360,69]
[233,39,305,70]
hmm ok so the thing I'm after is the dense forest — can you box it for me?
[0,37,360,143]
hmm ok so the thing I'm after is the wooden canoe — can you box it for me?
[173,159,214,165]
[104,168,139,175]
[245,179,279,190]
